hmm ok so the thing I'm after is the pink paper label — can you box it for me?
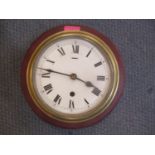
[64,26,80,31]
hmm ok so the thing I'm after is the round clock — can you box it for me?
[21,25,125,128]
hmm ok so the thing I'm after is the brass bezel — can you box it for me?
[26,30,119,123]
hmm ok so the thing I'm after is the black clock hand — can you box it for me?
[76,77,94,87]
[38,67,97,88]
[38,67,71,77]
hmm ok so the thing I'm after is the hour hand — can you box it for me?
[85,81,94,87]
[76,78,95,88]
[85,81,101,96]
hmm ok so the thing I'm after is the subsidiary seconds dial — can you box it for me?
[21,25,125,128]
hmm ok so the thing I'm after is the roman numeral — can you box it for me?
[57,47,65,56]
[41,72,50,78]
[44,57,55,64]
[46,59,55,64]
[97,76,105,81]
[86,48,93,57]
[72,44,79,54]
[92,87,101,96]
[69,100,75,110]
[84,98,89,105]
[94,61,102,67]
[53,94,62,105]
[43,83,53,94]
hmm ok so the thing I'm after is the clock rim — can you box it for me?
[21,25,125,128]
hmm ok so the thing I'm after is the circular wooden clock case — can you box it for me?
[21,25,125,128]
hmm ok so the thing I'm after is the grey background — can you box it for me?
[0,20,155,135]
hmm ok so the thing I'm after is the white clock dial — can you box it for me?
[33,37,112,114]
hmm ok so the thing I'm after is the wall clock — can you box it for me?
[21,25,125,128]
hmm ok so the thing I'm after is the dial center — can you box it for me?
[70,73,77,80]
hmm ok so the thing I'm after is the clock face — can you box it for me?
[21,25,124,128]
[33,37,112,114]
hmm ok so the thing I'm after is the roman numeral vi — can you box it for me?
[69,100,75,110]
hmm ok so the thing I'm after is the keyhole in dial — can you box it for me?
[70,91,75,97]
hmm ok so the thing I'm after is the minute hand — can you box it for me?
[38,67,97,88]
[38,67,71,77]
